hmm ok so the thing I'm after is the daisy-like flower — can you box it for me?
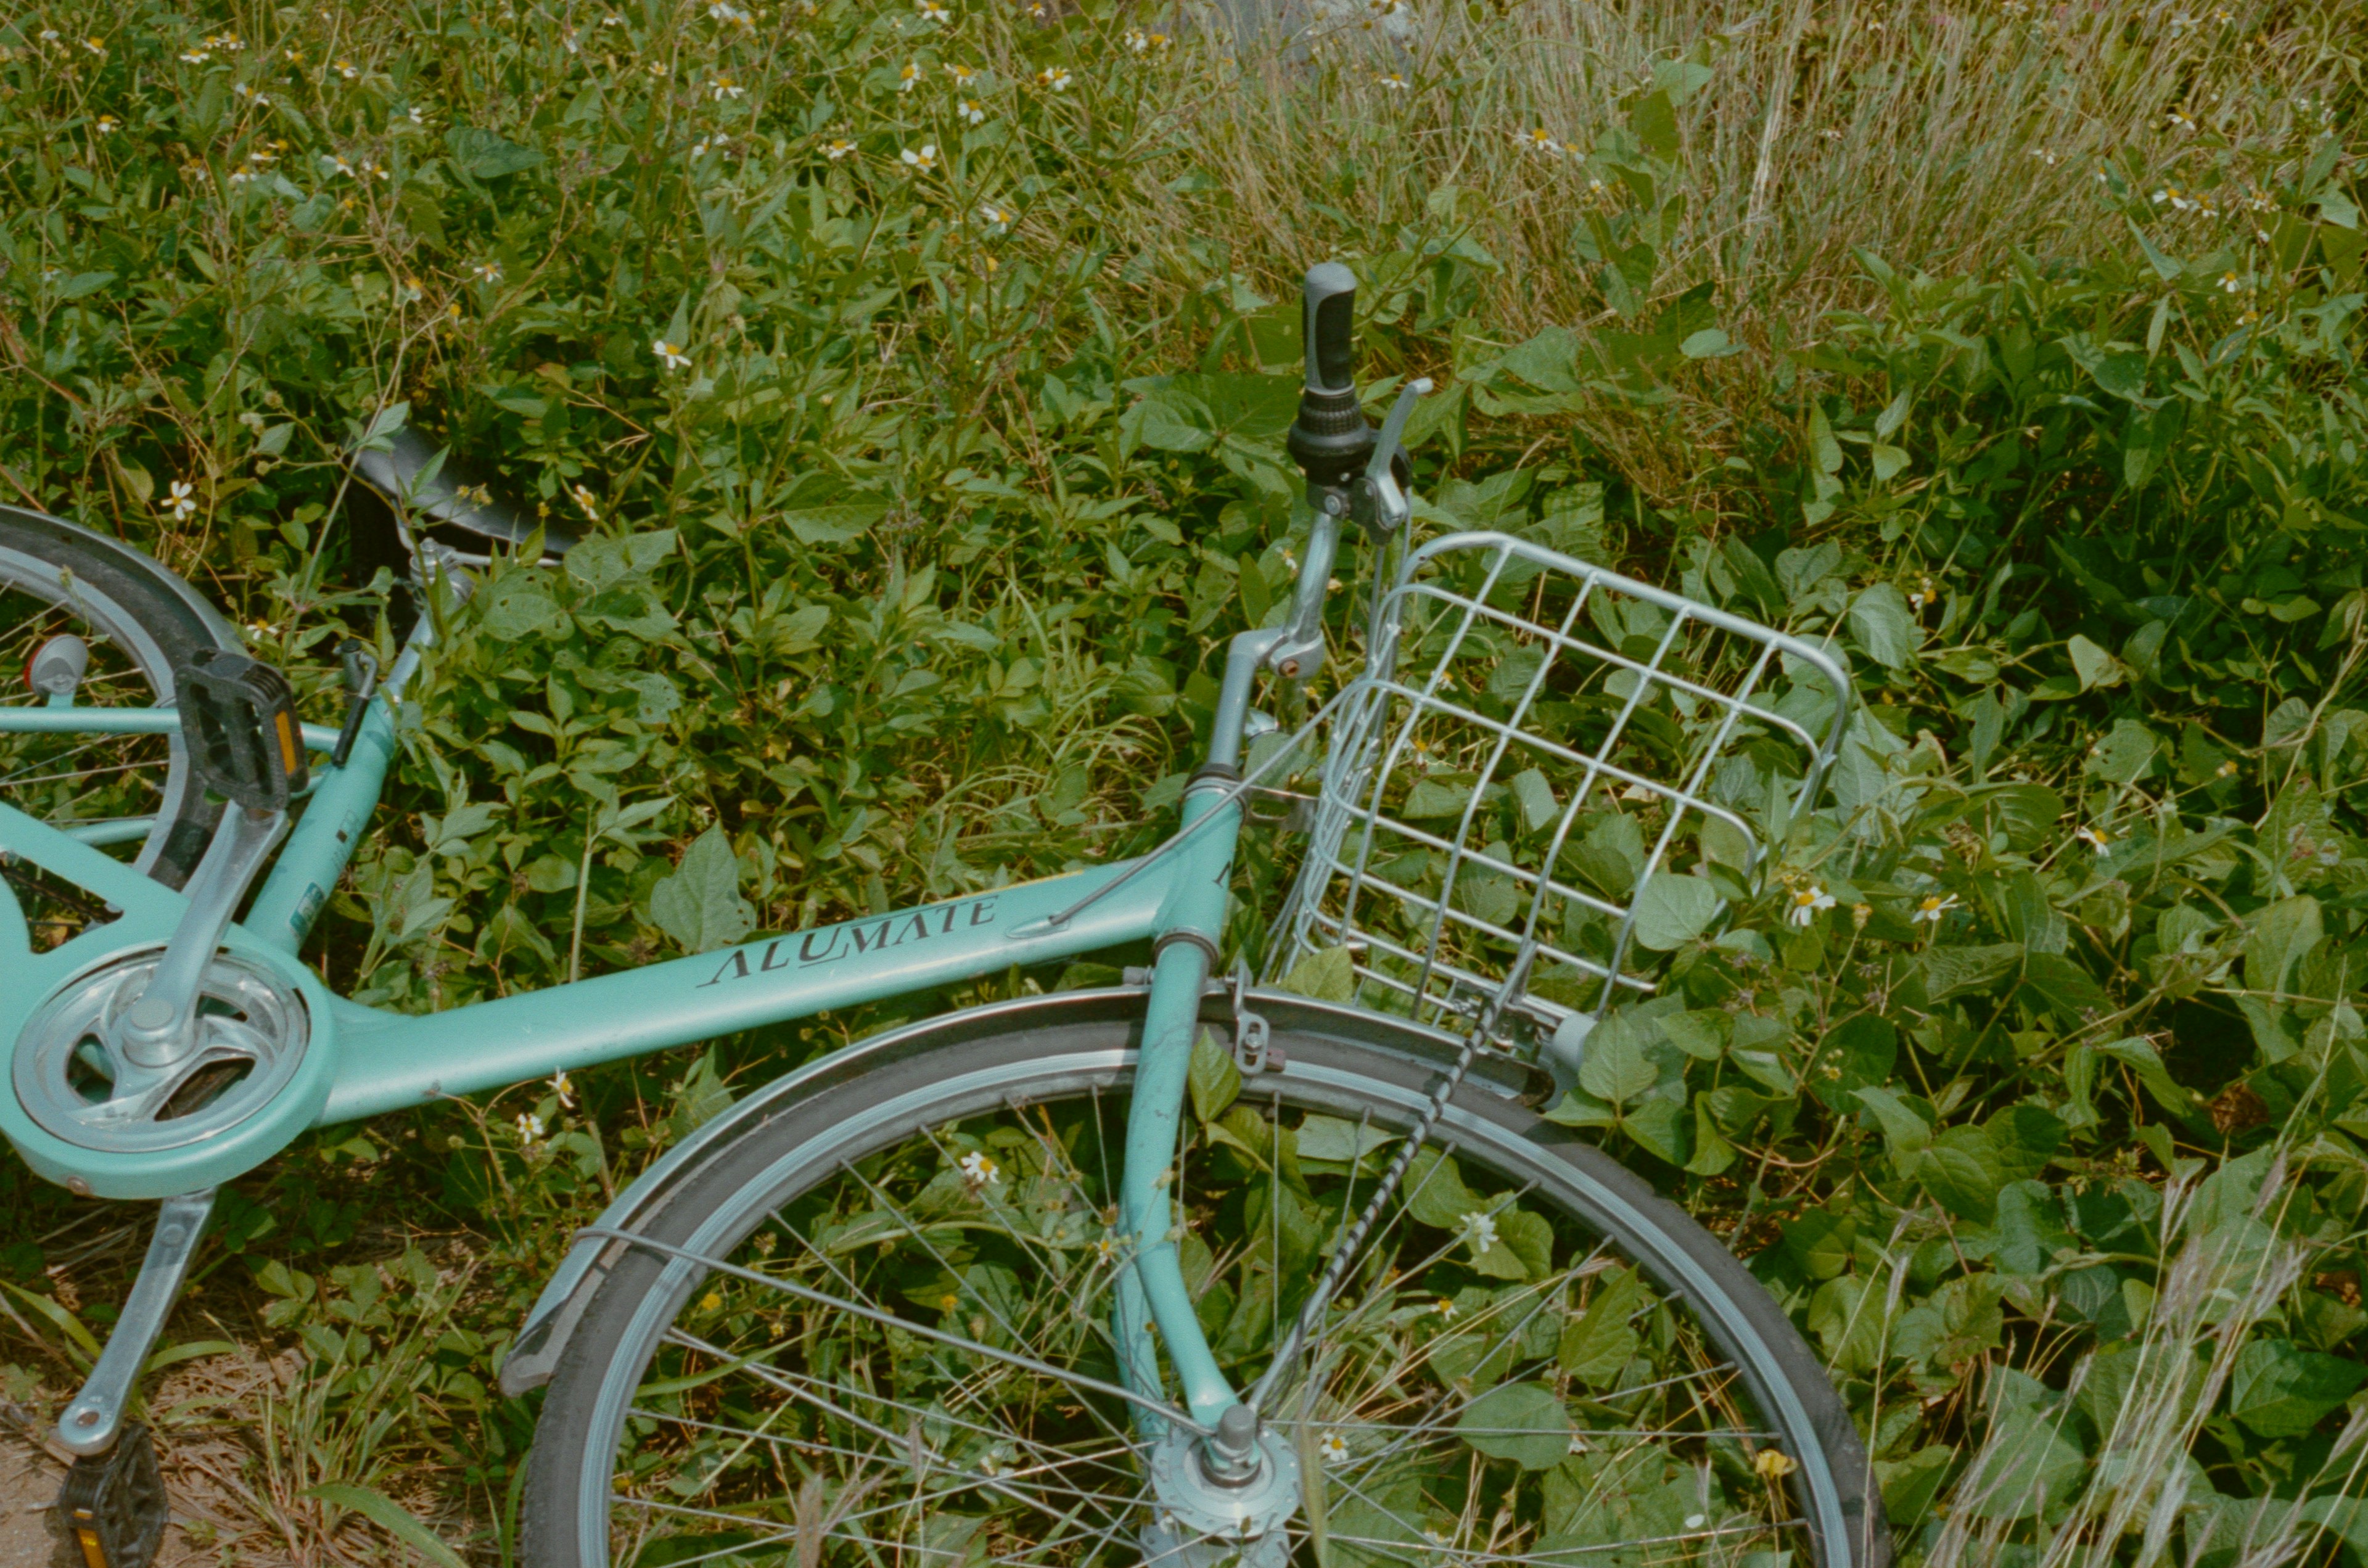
[824,138,857,159]
[232,83,266,104]
[957,97,986,124]
[83,37,108,55]
[334,58,360,80]
[209,32,243,50]
[900,142,938,169]
[471,260,503,284]
[1318,1430,1350,1464]
[406,104,428,126]
[1125,27,1150,51]
[2074,825,2113,850]
[1379,70,1409,89]
[1907,574,1937,610]
[1093,1234,1119,1261]
[947,62,979,84]
[181,47,212,64]
[326,152,356,177]
[652,337,691,371]
[2219,271,2243,293]
[691,132,729,157]
[977,200,1009,233]
[1460,1210,1500,1255]
[1519,126,1561,154]
[516,1110,546,1143]
[603,12,626,23]
[898,59,923,91]
[919,0,952,22]
[2029,146,2058,165]
[1422,1529,1454,1550]
[166,480,199,520]
[1911,893,1960,925]
[711,75,745,99]
[709,0,752,19]
[1755,1449,1796,1480]
[360,158,388,181]
[94,113,121,133]
[2167,109,2197,131]
[570,483,600,520]
[550,1069,575,1107]
[1787,884,1837,927]
[2216,758,2240,778]
[958,1149,1000,1185]
[1433,1297,1457,1320]
[1036,64,1071,91]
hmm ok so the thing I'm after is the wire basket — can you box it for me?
[1267,530,1853,1069]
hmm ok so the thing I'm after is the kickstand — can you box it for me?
[50,1189,212,1568]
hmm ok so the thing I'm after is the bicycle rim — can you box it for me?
[0,511,232,925]
[527,1019,1881,1568]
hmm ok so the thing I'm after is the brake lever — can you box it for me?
[1349,377,1431,541]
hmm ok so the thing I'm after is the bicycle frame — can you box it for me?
[2,593,1275,1437]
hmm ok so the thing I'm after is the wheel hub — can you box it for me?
[14,950,310,1154]
[1143,1424,1299,1568]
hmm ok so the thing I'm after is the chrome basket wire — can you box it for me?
[1266,530,1854,1072]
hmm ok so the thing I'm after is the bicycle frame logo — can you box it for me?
[696,893,1003,988]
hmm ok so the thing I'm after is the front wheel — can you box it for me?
[522,1006,1888,1568]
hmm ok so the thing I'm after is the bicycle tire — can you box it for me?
[522,1005,1888,1568]
[0,504,240,893]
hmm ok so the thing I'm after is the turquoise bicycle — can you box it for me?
[2,268,1886,1568]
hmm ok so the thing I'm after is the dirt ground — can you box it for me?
[1,1402,291,1566]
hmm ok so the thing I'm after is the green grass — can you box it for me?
[2,0,2366,1561]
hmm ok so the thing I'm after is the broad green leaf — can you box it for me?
[2229,1339,2367,1437]
[1279,945,1357,1002]
[1853,1086,1933,1155]
[1848,583,1918,670]
[1188,1031,1241,1123]
[1914,943,2024,1004]
[1295,1115,1391,1165]
[2244,895,2322,996]
[1960,1403,2087,1522]
[783,500,888,546]
[1915,1125,2005,1222]
[1404,1147,1479,1229]
[1458,1381,1572,1470]
[1511,768,1560,833]
[445,124,544,178]
[1558,1268,1643,1385]
[1631,872,1720,951]
[1578,1017,1659,1106]
[648,825,754,953]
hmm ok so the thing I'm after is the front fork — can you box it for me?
[1115,626,1275,1461]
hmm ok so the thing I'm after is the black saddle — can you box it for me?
[345,427,575,580]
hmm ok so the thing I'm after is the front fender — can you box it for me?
[498,984,1537,1395]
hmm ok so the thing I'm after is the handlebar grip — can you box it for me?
[1302,262,1358,396]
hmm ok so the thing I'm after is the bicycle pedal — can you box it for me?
[57,1422,168,1568]
[177,649,308,810]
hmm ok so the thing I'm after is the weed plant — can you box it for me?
[0,0,2364,1561]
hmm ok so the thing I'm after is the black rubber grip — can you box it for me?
[1302,263,1358,394]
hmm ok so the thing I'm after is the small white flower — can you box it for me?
[1423,1529,1453,1551]
[471,260,503,284]
[551,1070,575,1107]
[958,1149,1000,1185]
[232,83,266,104]
[947,62,979,84]
[652,337,691,371]
[166,480,198,520]
[2219,271,2242,293]
[1519,127,1561,155]
[919,0,951,22]
[2167,110,2197,131]
[516,1110,546,1142]
[1684,1514,1708,1530]
[407,104,428,126]
[603,11,625,23]
[1094,1234,1120,1261]
[83,37,107,56]
[1787,884,1837,927]
[570,483,600,520]
[1379,70,1408,90]
[2028,146,2057,165]
[957,98,985,125]
[1912,893,1959,925]
[824,138,857,160]
[691,133,728,158]
[326,152,356,178]
[1460,1210,1500,1255]
[976,201,1009,234]
[94,113,121,133]
[1318,1430,1350,1464]
[1433,1297,1457,1320]
[900,142,938,170]
[710,75,744,100]
[1036,65,1071,91]
[39,29,60,43]
[1125,27,1149,51]
[709,0,752,18]
[2074,825,2112,850]
[898,59,923,92]
[334,57,359,80]
[181,48,212,64]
